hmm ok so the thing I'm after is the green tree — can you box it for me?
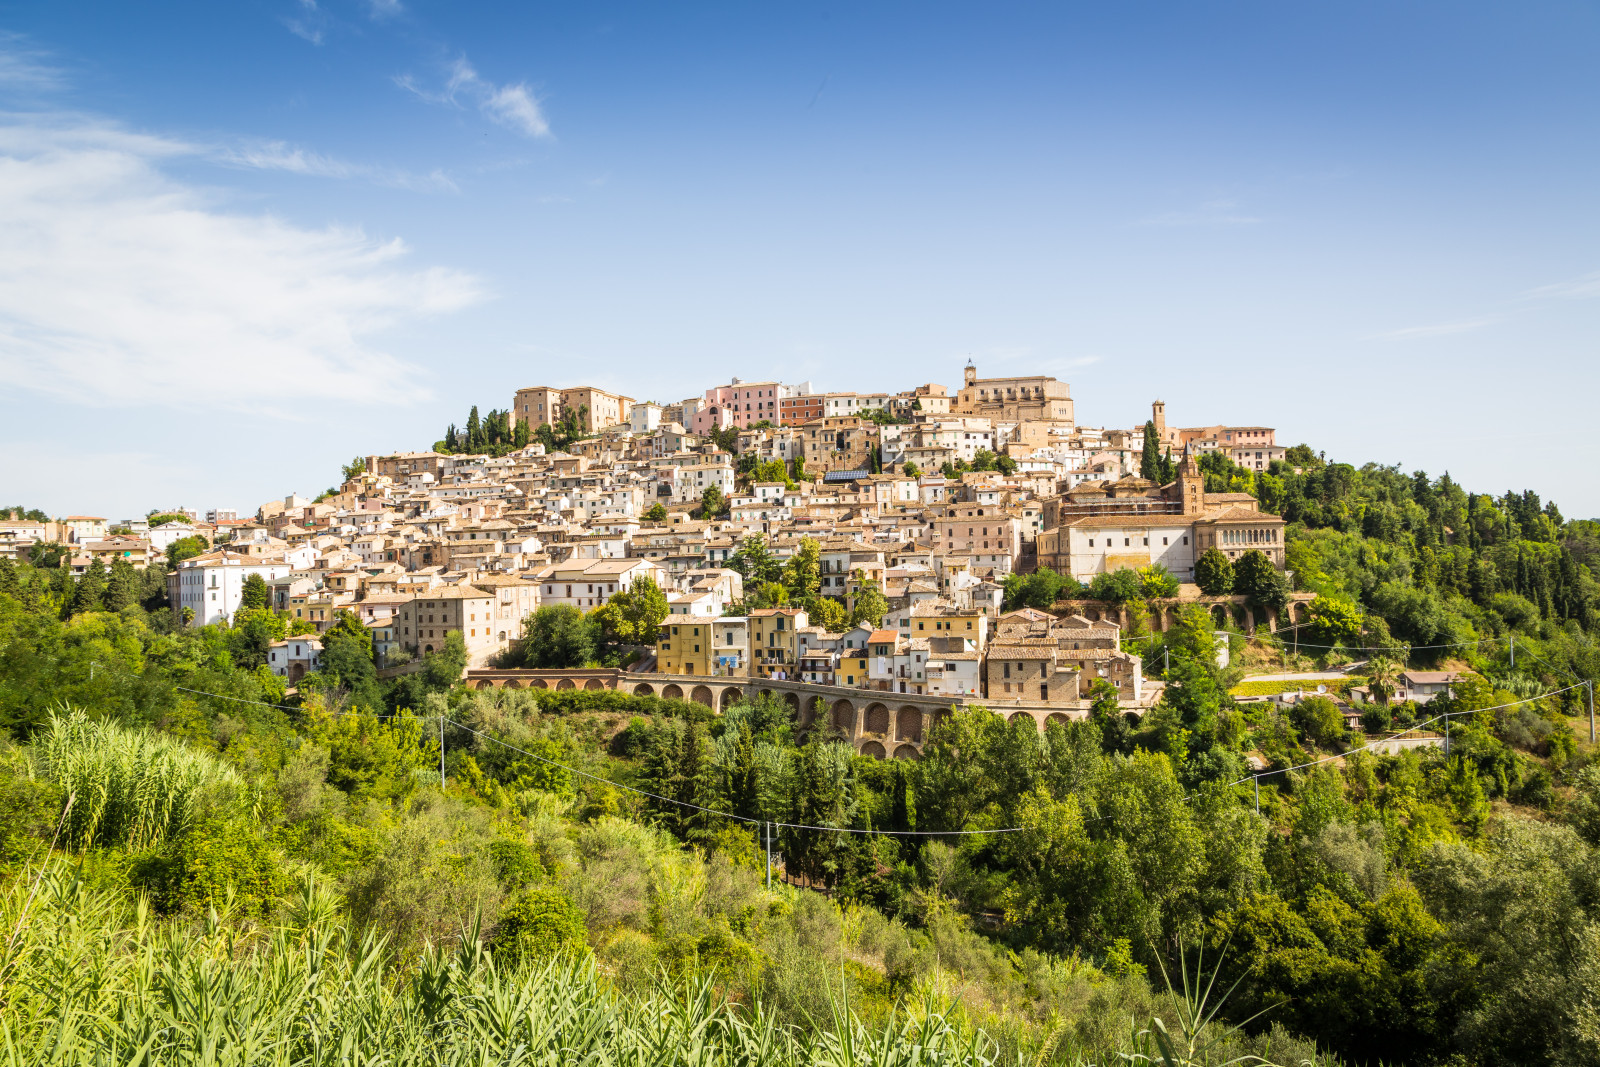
[729,534,781,586]
[1305,594,1362,646]
[69,559,106,616]
[789,454,806,481]
[1291,695,1347,748]
[806,596,849,632]
[1365,656,1403,705]
[850,579,888,628]
[492,884,588,963]
[518,605,597,668]
[1235,549,1288,609]
[593,577,669,649]
[643,502,668,522]
[341,456,367,482]
[902,460,921,477]
[103,559,136,612]
[466,405,483,451]
[1194,548,1235,595]
[782,537,821,602]
[239,572,270,611]
[1140,420,1162,482]
[699,485,726,518]
[1087,568,1143,603]
[1137,563,1180,598]
[166,536,209,569]
[970,449,997,472]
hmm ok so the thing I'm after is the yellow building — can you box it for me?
[658,616,748,676]
[900,603,988,651]
[839,646,868,687]
[749,607,809,679]
[513,386,633,434]
[658,620,712,676]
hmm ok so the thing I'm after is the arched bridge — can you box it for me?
[463,669,1095,760]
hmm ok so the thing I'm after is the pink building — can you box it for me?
[691,379,792,434]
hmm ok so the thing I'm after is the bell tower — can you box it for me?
[1152,399,1167,438]
[963,361,977,387]
[1179,454,1204,515]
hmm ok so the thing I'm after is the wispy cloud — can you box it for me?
[1366,318,1497,341]
[367,0,403,17]
[217,140,458,192]
[397,56,551,138]
[283,0,325,45]
[0,114,483,412]
[1139,199,1261,227]
[1520,270,1600,300]
[0,31,65,90]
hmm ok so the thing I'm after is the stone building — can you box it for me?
[953,362,1075,426]
[513,386,634,434]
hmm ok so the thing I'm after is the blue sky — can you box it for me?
[1,1,1597,519]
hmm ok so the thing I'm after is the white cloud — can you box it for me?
[0,113,482,413]
[1366,318,1496,340]
[399,56,551,138]
[1139,199,1261,227]
[367,0,403,17]
[1520,270,1600,300]
[218,140,458,192]
[0,32,63,89]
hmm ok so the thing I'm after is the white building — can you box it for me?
[1057,518,1196,584]
[169,551,294,626]
[266,637,323,683]
[533,557,670,611]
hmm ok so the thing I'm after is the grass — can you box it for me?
[35,707,243,852]
[1230,679,1364,699]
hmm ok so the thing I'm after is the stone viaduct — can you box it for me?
[463,669,1093,760]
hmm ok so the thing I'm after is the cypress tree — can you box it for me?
[1140,421,1161,481]
[466,406,483,452]
[103,559,135,612]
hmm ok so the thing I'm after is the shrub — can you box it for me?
[493,883,588,963]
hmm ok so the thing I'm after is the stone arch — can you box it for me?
[860,740,887,759]
[896,707,923,742]
[1292,600,1311,624]
[759,688,774,699]
[423,644,434,654]
[1046,712,1071,728]
[585,678,606,691]
[1211,605,1229,628]
[504,679,523,690]
[691,685,715,707]
[498,630,507,642]
[633,682,655,696]
[475,680,494,690]
[783,692,800,714]
[531,678,549,690]
[831,699,856,732]
[864,703,890,735]
[894,743,921,761]
[662,683,684,700]
[720,687,743,709]
[1232,605,1249,630]
[1008,711,1035,726]
[557,678,576,690]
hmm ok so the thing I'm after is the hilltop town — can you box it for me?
[2,363,1306,756]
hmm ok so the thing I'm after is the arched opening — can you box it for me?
[584,678,606,691]
[634,683,655,696]
[783,692,800,714]
[662,684,684,700]
[691,685,715,707]
[896,707,923,742]
[1046,712,1070,728]
[531,679,549,690]
[831,699,855,732]
[498,631,507,642]
[557,678,577,690]
[475,680,493,690]
[894,744,921,761]
[720,687,743,709]
[424,644,434,654]
[1211,605,1229,628]
[863,703,889,735]
[1008,711,1036,728]
[504,679,523,690]
[860,740,887,759]
[759,688,773,699]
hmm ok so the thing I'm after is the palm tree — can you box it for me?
[1367,656,1403,705]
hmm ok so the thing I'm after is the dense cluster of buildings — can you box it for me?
[5,363,1291,711]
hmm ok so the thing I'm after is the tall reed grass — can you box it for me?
[35,708,242,852]
[0,863,1318,1067]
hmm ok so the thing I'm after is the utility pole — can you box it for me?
[764,822,772,889]
[1254,776,1260,815]
[1510,635,1514,669]
[439,715,446,789]
[1590,681,1595,745]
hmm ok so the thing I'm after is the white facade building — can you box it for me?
[170,551,293,626]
